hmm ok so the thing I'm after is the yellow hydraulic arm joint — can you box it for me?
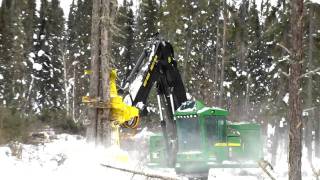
[82,69,139,127]
[109,69,139,126]
[82,69,140,149]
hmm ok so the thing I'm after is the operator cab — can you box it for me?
[175,100,228,153]
[148,100,261,175]
[174,100,261,174]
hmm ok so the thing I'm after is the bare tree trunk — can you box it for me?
[86,0,101,142]
[98,0,117,145]
[24,76,34,113]
[271,58,288,166]
[260,0,264,16]
[72,65,77,122]
[269,119,281,166]
[86,0,117,146]
[265,0,270,16]
[305,5,314,163]
[315,109,320,158]
[0,108,3,129]
[183,38,191,84]
[244,74,250,118]
[271,118,280,166]
[304,115,312,163]
[288,0,303,179]
[62,51,70,116]
[219,0,227,107]
[214,4,220,106]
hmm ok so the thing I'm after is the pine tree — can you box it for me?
[33,0,65,110]
[112,0,135,82]
[0,0,9,105]
[159,0,220,106]
[65,0,77,116]
[134,0,159,57]
[246,1,271,120]
[0,0,36,109]
[23,0,37,113]
[66,0,92,122]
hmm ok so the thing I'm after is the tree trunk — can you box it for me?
[86,0,101,142]
[288,0,303,180]
[72,65,76,121]
[98,0,117,145]
[86,0,117,146]
[244,74,250,119]
[183,36,191,85]
[219,0,227,107]
[271,118,280,166]
[62,51,70,117]
[304,115,312,163]
[305,5,314,163]
[24,76,34,113]
[214,3,220,106]
[315,109,320,158]
[73,64,82,123]
[271,55,288,166]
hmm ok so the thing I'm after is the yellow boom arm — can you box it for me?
[109,70,139,126]
[82,69,139,127]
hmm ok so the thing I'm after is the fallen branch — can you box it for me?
[101,163,179,180]
[258,160,276,180]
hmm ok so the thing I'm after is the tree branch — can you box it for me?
[300,67,320,78]
[101,164,180,180]
[276,43,292,55]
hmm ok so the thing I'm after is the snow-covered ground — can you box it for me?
[1,130,319,180]
[264,141,320,180]
[0,133,177,180]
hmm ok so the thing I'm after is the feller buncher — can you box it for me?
[84,34,264,179]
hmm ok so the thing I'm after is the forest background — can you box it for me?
[0,0,320,168]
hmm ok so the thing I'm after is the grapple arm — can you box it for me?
[122,37,187,167]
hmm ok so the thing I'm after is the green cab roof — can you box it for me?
[174,100,229,117]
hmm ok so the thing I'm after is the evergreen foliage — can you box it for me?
[112,0,135,82]
[66,0,92,122]
[33,0,65,110]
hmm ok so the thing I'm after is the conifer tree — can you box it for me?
[66,0,92,121]
[0,0,36,108]
[34,0,65,110]
[134,0,159,57]
[112,0,134,81]
[23,0,37,113]
[159,0,220,106]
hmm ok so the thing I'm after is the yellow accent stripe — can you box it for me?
[214,143,241,147]
[168,56,172,63]
[143,73,150,87]
[82,96,91,103]
[84,70,92,75]
[150,56,158,71]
